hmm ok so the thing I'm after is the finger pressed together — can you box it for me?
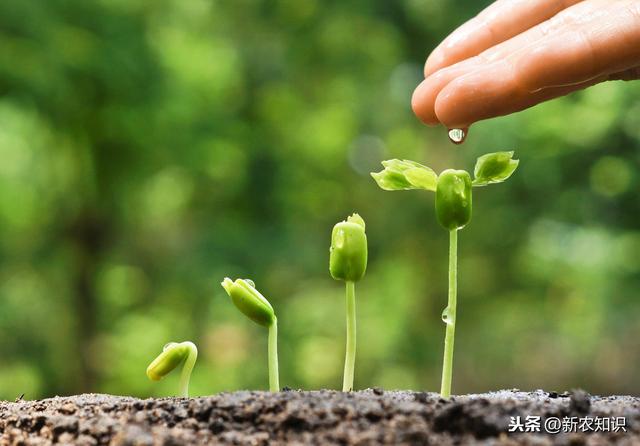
[414,0,640,128]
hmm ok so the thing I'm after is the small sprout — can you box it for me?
[146,341,198,398]
[472,151,519,186]
[371,159,437,191]
[372,152,519,398]
[330,213,368,392]
[330,213,368,282]
[221,278,279,392]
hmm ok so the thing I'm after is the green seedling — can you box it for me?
[330,213,368,392]
[221,277,280,391]
[146,341,198,398]
[372,152,519,398]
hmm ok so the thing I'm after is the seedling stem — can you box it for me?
[268,319,280,392]
[343,281,356,392]
[177,342,198,398]
[440,229,458,398]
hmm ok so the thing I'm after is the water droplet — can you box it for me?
[244,279,256,288]
[448,128,468,145]
[441,307,454,325]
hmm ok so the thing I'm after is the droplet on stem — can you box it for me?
[448,128,468,145]
[441,307,453,326]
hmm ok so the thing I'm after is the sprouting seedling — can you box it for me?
[372,152,519,398]
[330,213,368,392]
[221,278,279,392]
[146,341,198,398]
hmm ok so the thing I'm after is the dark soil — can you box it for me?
[1,389,638,445]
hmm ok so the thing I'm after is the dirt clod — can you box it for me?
[569,390,591,415]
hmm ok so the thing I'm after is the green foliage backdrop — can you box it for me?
[0,0,639,399]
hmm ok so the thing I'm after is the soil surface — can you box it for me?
[1,389,638,445]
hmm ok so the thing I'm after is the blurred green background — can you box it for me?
[1,0,639,400]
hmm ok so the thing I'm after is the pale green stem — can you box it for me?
[440,229,458,398]
[342,281,356,392]
[268,318,280,392]
[178,342,198,398]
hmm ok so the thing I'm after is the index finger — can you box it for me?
[424,0,583,76]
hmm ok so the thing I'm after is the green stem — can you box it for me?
[268,318,280,392]
[178,342,198,398]
[342,281,356,392]
[440,229,458,398]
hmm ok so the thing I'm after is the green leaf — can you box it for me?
[472,151,519,186]
[371,159,437,191]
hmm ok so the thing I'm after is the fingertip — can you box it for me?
[415,60,485,126]
[424,48,446,77]
[434,62,526,127]
[412,79,440,126]
[433,77,477,128]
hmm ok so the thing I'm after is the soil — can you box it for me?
[1,389,638,445]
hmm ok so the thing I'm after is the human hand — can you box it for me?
[412,0,640,129]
